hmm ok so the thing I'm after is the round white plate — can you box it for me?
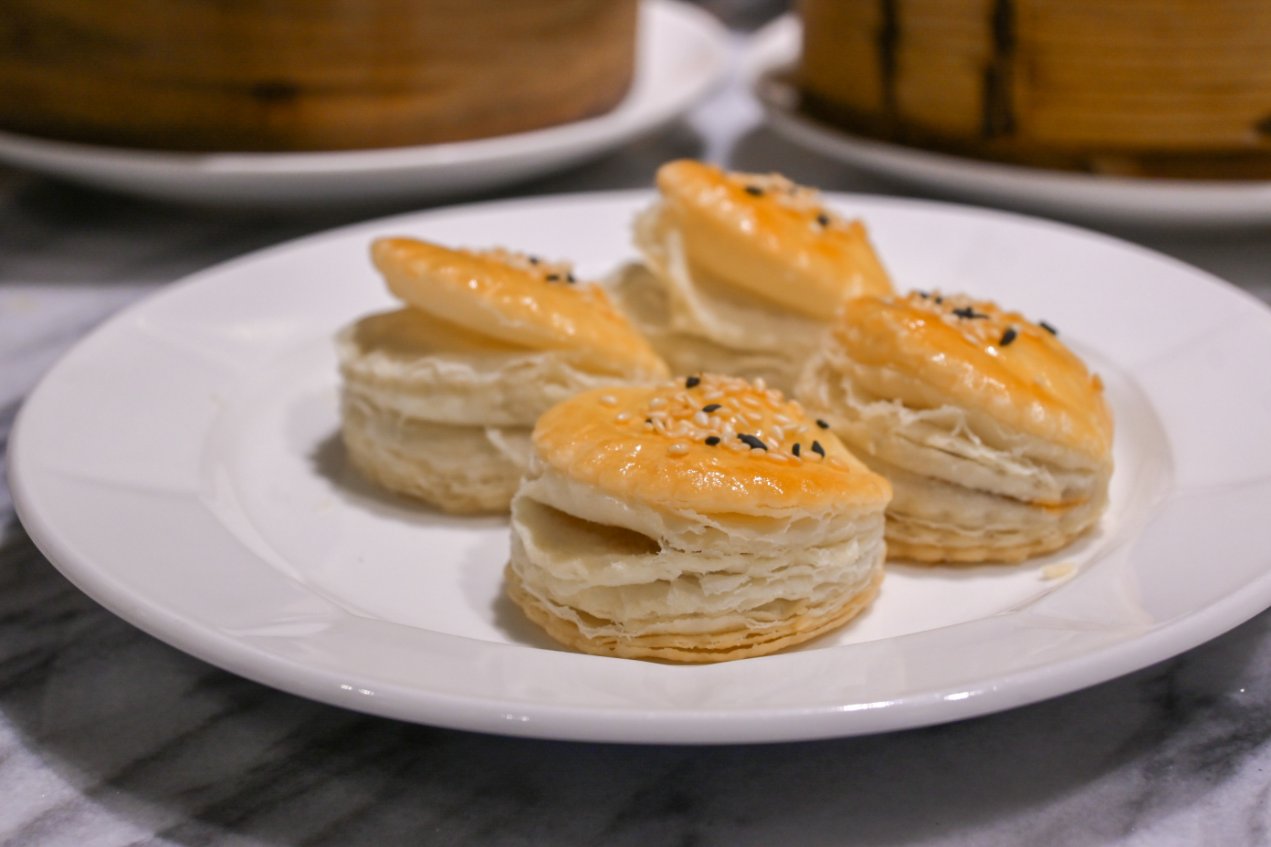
[0,0,728,209]
[747,16,1271,227]
[11,191,1271,744]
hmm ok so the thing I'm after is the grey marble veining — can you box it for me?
[3,11,1271,845]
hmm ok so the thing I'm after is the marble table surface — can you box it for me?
[4,9,1271,846]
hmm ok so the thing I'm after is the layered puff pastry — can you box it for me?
[610,159,893,394]
[796,291,1114,564]
[337,237,668,514]
[506,373,893,662]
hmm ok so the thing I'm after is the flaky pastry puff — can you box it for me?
[612,160,892,393]
[506,373,892,662]
[796,290,1114,563]
[337,238,668,513]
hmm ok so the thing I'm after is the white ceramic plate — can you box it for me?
[0,1,728,209]
[747,16,1271,227]
[11,191,1271,744]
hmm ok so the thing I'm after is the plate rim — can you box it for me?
[10,188,1271,744]
[0,0,731,204]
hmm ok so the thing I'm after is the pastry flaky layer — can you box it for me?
[507,373,892,662]
[797,290,1114,563]
[620,159,893,394]
[337,237,668,513]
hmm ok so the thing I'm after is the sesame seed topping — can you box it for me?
[952,306,987,319]
[705,435,721,446]
[816,418,829,429]
[649,397,666,409]
[754,377,767,391]
[744,185,764,196]
[1040,320,1059,336]
[816,212,830,227]
[792,443,801,457]
[702,403,722,413]
[685,375,701,389]
[566,273,576,283]
[1000,327,1017,346]
[545,274,561,282]
[615,411,631,422]
[668,442,690,456]
[738,433,768,451]
[811,440,825,458]
[600,394,617,406]
[693,411,709,427]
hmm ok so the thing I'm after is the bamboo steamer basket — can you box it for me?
[797,0,1271,178]
[0,0,638,152]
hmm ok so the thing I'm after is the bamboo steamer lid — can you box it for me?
[0,0,638,152]
[797,0,1271,178]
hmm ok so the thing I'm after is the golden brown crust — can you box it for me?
[371,237,668,379]
[505,563,883,663]
[531,374,892,515]
[652,160,892,318]
[832,291,1112,460]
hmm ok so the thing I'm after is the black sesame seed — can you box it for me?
[738,433,768,451]
[566,272,577,283]
[916,290,930,299]
[816,212,830,227]
[705,436,721,446]
[744,185,764,197]
[528,256,540,265]
[792,443,801,457]
[952,306,987,319]
[811,440,825,457]
[545,273,560,282]
[645,417,652,424]
[1040,320,1059,335]
[816,418,830,429]
[702,403,722,413]
[1000,327,1018,346]
[935,295,944,305]
[685,375,701,389]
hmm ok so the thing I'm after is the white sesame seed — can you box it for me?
[766,452,789,463]
[754,377,767,391]
[668,442,690,456]
[599,395,617,406]
[615,412,631,422]
[649,397,666,409]
[693,411,709,427]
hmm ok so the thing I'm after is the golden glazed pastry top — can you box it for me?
[533,373,892,514]
[835,291,1113,459]
[371,237,668,378]
[653,159,893,319]
[345,306,529,357]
